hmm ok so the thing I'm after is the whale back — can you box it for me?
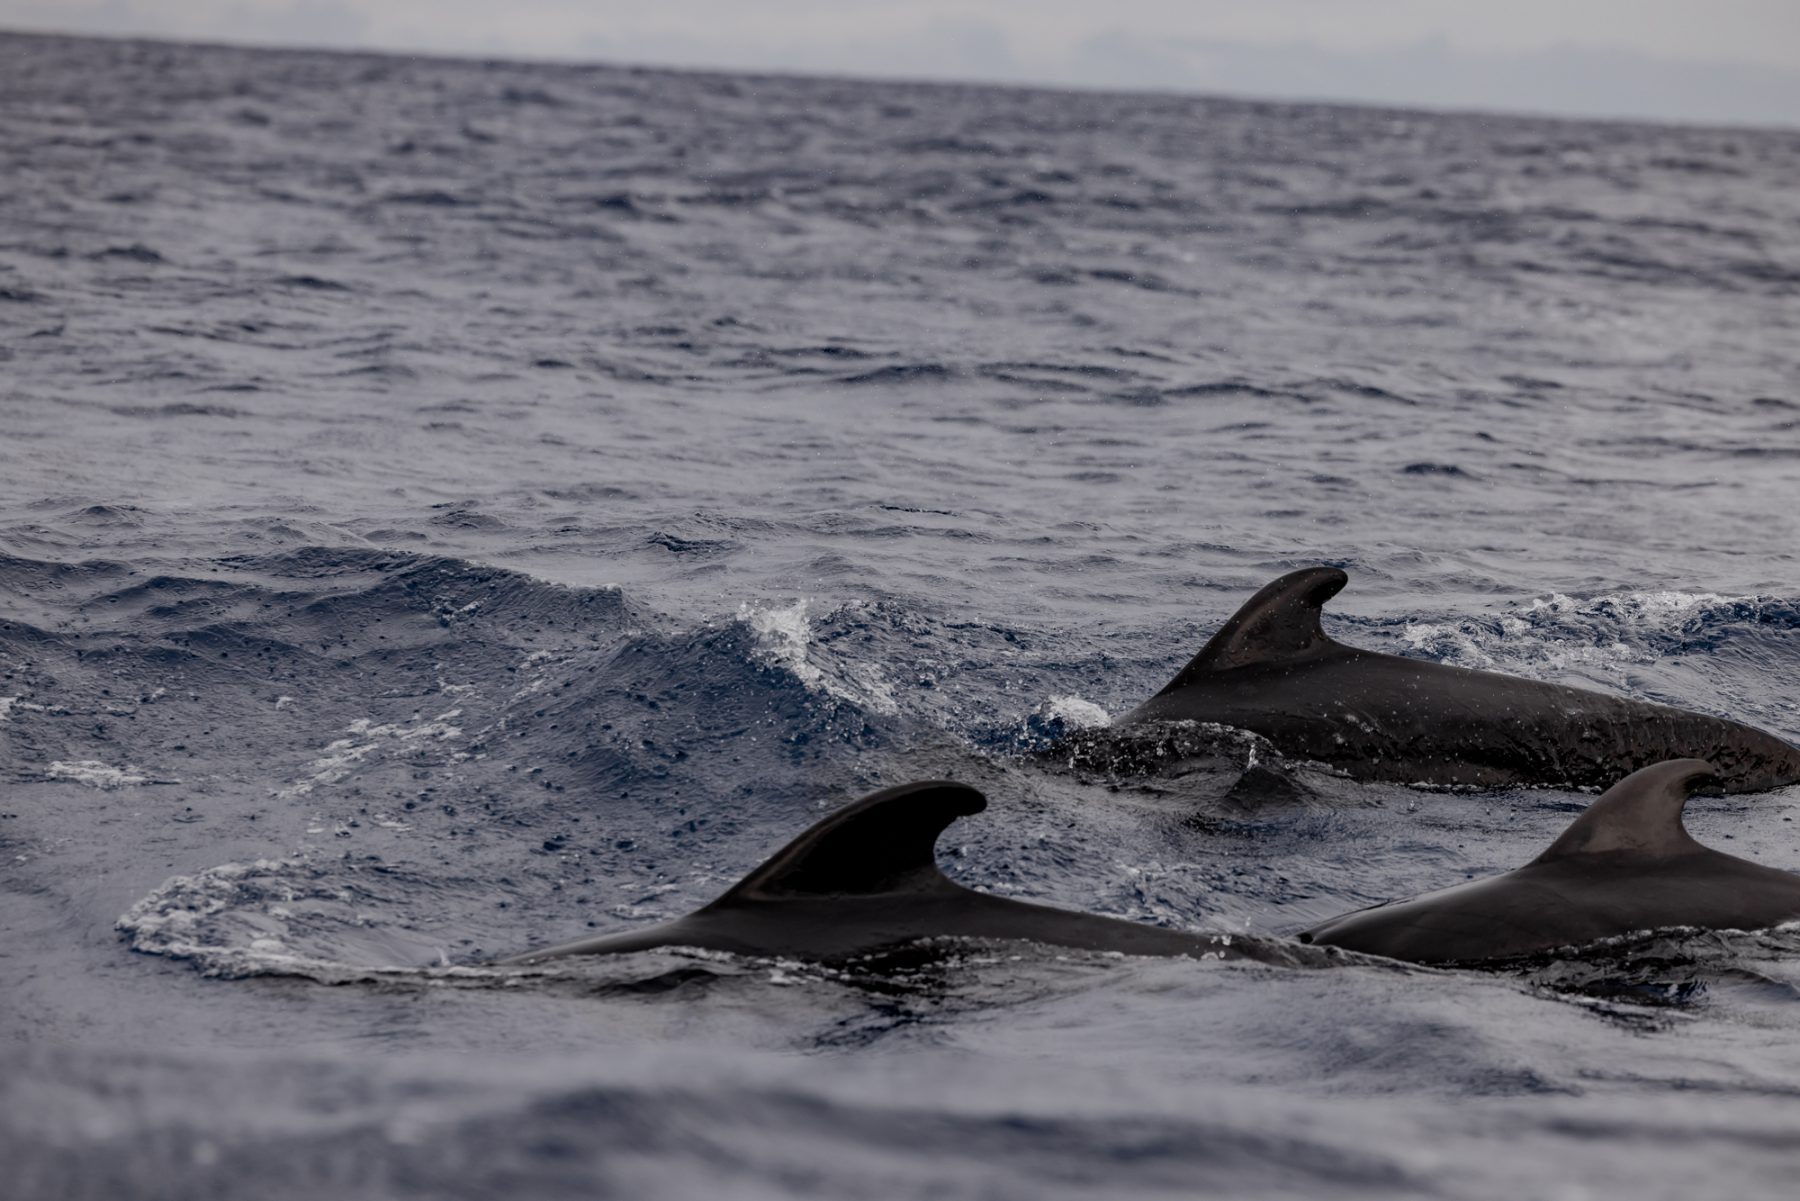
[1297,758,1800,963]
[1129,570,1800,794]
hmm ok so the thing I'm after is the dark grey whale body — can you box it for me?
[1302,759,1800,964]
[1118,567,1800,793]
[495,781,1330,967]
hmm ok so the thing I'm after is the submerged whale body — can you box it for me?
[494,781,1330,967]
[1118,567,1800,793]
[1301,759,1800,964]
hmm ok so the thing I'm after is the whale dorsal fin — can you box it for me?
[1534,759,1716,862]
[1159,567,1349,689]
[708,781,985,903]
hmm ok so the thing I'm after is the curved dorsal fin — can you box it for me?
[707,781,984,904]
[1159,567,1349,690]
[1534,759,1716,862]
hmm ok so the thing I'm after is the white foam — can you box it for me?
[1,697,56,719]
[1523,588,1741,625]
[118,857,329,975]
[116,859,536,983]
[1043,694,1112,729]
[47,760,162,788]
[740,598,822,688]
[1398,617,1529,669]
[278,709,464,798]
[738,598,900,715]
[1399,586,1762,681]
[506,649,561,702]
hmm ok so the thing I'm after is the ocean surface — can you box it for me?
[5,28,1800,1200]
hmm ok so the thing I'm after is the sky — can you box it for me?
[6,1,1800,128]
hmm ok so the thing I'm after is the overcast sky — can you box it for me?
[7,0,1800,127]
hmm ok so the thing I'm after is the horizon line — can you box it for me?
[4,22,1798,136]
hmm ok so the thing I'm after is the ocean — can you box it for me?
[5,28,1800,1199]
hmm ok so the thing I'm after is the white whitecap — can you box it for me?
[738,598,900,715]
[47,760,161,788]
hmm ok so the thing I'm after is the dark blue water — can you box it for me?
[6,29,1800,1200]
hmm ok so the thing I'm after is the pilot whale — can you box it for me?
[1117,567,1800,793]
[1301,759,1800,964]
[494,781,1331,967]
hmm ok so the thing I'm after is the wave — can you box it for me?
[1390,586,1800,677]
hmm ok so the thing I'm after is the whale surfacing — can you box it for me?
[493,781,1329,967]
[1118,567,1800,793]
[1301,759,1800,964]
